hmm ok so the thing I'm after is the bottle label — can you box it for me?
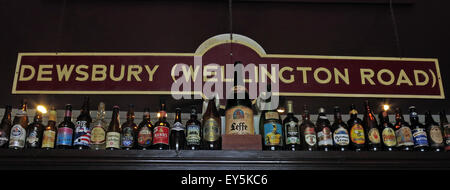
[121,127,134,148]
[138,127,152,146]
[412,128,428,147]
[57,127,73,146]
[9,124,26,148]
[90,125,105,145]
[0,130,8,147]
[333,127,349,146]
[73,120,91,147]
[203,118,220,142]
[382,128,397,147]
[263,122,283,146]
[396,126,414,146]
[368,128,381,144]
[429,125,443,144]
[304,126,317,146]
[153,126,169,145]
[41,130,56,148]
[350,124,365,145]
[186,124,201,146]
[444,124,450,146]
[106,132,120,149]
[225,106,254,135]
[317,127,333,146]
[26,128,40,147]
[265,112,279,120]
[285,121,300,145]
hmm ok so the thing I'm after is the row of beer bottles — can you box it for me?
[261,100,450,152]
[0,97,222,150]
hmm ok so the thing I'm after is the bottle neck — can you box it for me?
[142,112,151,122]
[302,112,310,121]
[64,109,72,121]
[2,108,11,122]
[440,113,449,124]
[174,111,182,123]
[380,111,390,123]
[425,113,435,124]
[334,112,342,123]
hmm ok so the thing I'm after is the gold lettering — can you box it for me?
[413,70,429,86]
[203,65,218,82]
[334,68,349,85]
[92,65,107,81]
[313,67,332,84]
[144,65,159,81]
[19,65,36,81]
[56,64,75,81]
[127,65,142,81]
[360,68,375,85]
[279,66,294,84]
[75,65,89,81]
[377,69,395,85]
[36,65,53,81]
[182,65,200,82]
[110,65,125,81]
[396,69,413,86]
[296,67,312,84]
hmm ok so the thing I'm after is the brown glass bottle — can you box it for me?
[73,97,92,149]
[439,111,450,151]
[106,106,121,150]
[170,108,185,151]
[26,108,44,148]
[56,104,75,149]
[9,100,29,149]
[347,104,365,152]
[0,105,12,148]
[363,101,381,151]
[316,108,333,151]
[300,105,317,151]
[202,98,221,150]
[137,108,153,150]
[42,106,57,150]
[332,106,350,151]
[283,100,300,151]
[394,108,413,151]
[186,107,202,150]
[225,61,254,135]
[121,104,138,150]
[425,111,444,152]
[153,100,170,150]
[378,106,397,151]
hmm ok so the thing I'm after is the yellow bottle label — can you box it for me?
[91,125,106,144]
[106,132,120,149]
[41,130,56,148]
[350,124,365,144]
[225,106,254,135]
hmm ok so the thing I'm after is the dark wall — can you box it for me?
[0,0,449,114]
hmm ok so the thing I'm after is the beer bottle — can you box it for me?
[439,111,450,151]
[347,104,365,151]
[9,100,29,149]
[42,106,57,150]
[121,104,138,150]
[0,105,12,148]
[316,108,333,151]
[73,97,92,149]
[259,85,283,151]
[202,98,221,150]
[56,104,75,149]
[409,106,428,151]
[378,105,397,151]
[170,108,185,151]
[225,61,254,135]
[300,105,317,151]
[394,108,414,151]
[186,106,202,150]
[425,111,443,152]
[283,100,301,151]
[331,106,350,151]
[137,108,153,150]
[153,100,170,150]
[106,106,121,150]
[90,102,107,150]
[26,107,45,148]
[363,101,381,151]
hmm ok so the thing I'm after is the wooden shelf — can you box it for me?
[0,149,448,170]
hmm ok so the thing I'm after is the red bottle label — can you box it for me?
[153,126,169,145]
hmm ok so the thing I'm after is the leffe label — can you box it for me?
[225,106,254,135]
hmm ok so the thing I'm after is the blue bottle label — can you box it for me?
[57,127,73,146]
[264,122,283,146]
[412,128,428,147]
[73,120,91,146]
